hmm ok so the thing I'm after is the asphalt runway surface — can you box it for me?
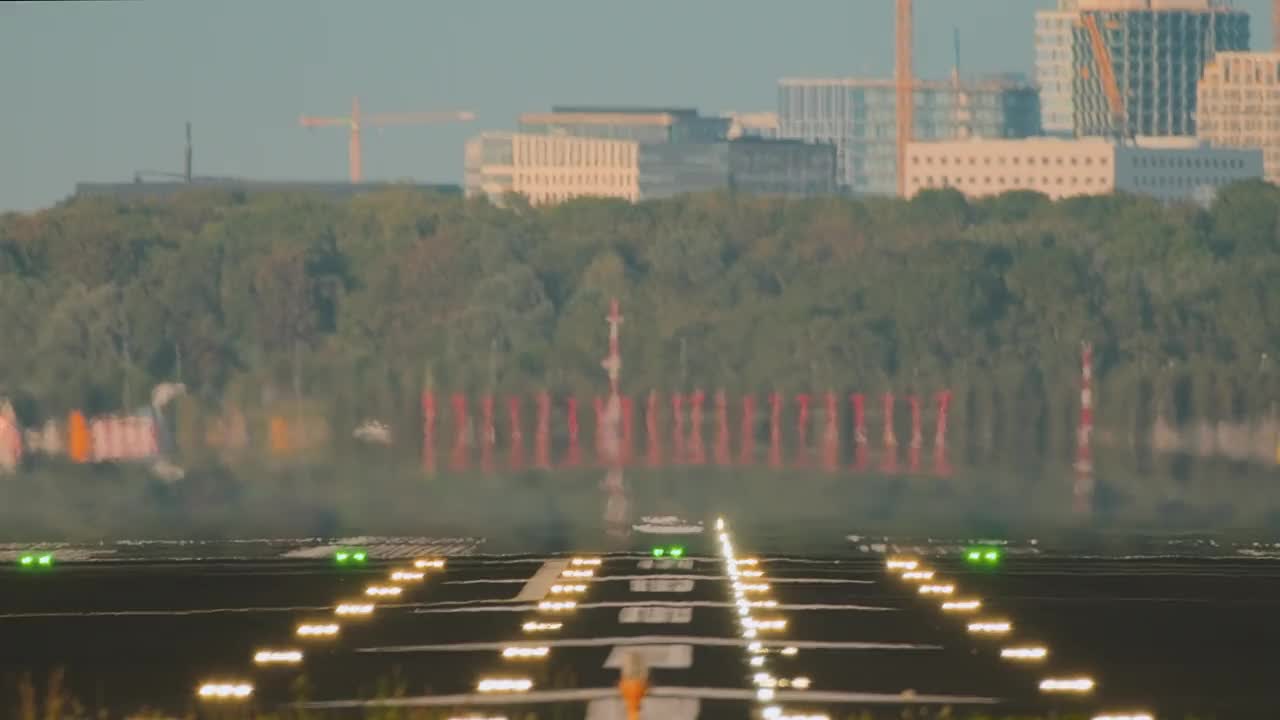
[1,532,1277,719]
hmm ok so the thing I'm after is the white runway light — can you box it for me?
[967,621,1012,635]
[476,677,533,693]
[414,558,446,569]
[297,623,340,638]
[886,558,918,571]
[550,583,587,594]
[365,585,402,597]
[1040,677,1096,693]
[570,557,601,567]
[1092,714,1154,720]
[335,603,375,617]
[1001,646,1048,661]
[561,569,594,578]
[522,621,562,632]
[501,646,549,659]
[448,716,508,720]
[918,584,955,595]
[253,649,303,665]
[941,599,981,612]
[197,682,253,700]
[901,570,935,581]
[537,600,577,612]
[391,570,426,582]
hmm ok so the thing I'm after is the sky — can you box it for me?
[1,0,1275,212]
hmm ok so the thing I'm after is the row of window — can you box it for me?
[517,173,635,188]
[1131,155,1247,170]
[1132,175,1236,189]
[529,190,637,205]
[913,175,1108,188]
[911,154,1111,168]
[513,140,634,168]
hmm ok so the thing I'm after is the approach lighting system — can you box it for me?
[335,548,368,566]
[965,546,1002,566]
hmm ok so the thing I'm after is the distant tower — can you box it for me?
[601,299,628,538]
[184,122,193,183]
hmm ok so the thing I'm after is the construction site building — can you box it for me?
[777,76,1040,196]
[1197,51,1280,185]
[903,136,1262,203]
[1035,0,1250,139]
[465,107,836,205]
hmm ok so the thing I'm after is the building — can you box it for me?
[464,107,836,205]
[777,76,1040,196]
[1197,51,1280,185]
[723,112,781,139]
[1034,0,1250,138]
[903,136,1262,202]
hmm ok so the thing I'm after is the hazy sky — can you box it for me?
[2,0,1274,212]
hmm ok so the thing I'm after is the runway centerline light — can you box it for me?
[942,599,982,612]
[335,603,374,617]
[919,584,955,595]
[390,570,425,582]
[886,558,919,571]
[967,620,1012,635]
[365,585,402,597]
[1092,714,1154,720]
[414,558,446,570]
[522,621,562,632]
[297,623,340,638]
[901,570,935,581]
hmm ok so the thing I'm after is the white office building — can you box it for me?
[903,136,1263,203]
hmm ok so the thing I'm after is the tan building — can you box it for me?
[1197,52,1280,186]
[904,137,1262,202]
[465,132,639,205]
[466,107,836,206]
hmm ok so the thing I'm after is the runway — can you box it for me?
[1,531,1276,718]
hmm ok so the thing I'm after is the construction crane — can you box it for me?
[1081,13,1127,140]
[895,0,913,197]
[134,122,194,184]
[299,97,475,184]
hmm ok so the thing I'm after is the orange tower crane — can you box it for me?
[1082,13,1126,140]
[299,97,475,183]
[895,0,913,197]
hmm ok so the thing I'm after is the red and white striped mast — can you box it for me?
[601,298,628,537]
[1074,341,1095,514]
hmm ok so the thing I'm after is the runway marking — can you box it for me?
[413,600,898,614]
[618,606,693,624]
[637,559,695,570]
[292,685,993,708]
[629,578,695,593]
[586,697,698,720]
[513,560,571,601]
[604,644,693,669]
[445,575,873,585]
[357,636,940,653]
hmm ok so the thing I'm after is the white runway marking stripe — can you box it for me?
[412,600,898,614]
[445,574,873,585]
[630,579,695,592]
[619,606,693,623]
[292,685,995,709]
[587,697,698,720]
[357,636,941,653]
[604,644,693,669]
[513,560,572,601]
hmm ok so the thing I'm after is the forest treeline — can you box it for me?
[1,183,1279,466]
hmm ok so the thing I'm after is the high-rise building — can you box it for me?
[903,136,1262,203]
[1034,0,1250,138]
[464,107,836,205]
[777,76,1040,196]
[1197,51,1280,184]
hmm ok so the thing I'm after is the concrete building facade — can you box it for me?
[1197,51,1280,185]
[903,136,1262,202]
[777,76,1040,196]
[1034,0,1250,138]
[464,108,836,205]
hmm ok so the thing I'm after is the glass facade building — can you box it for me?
[777,77,1041,195]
